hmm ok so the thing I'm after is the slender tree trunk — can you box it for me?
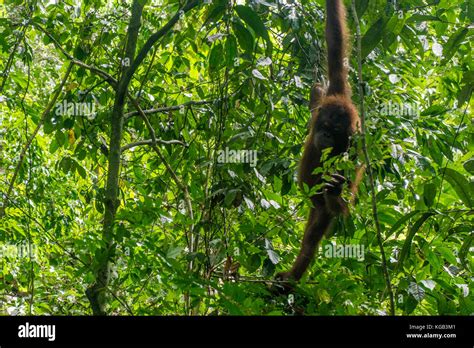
[85,0,201,315]
[86,0,145,316]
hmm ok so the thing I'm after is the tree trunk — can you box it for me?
[86,0,145,316]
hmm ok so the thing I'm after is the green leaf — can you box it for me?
[63,118,75,129]
[463,159,474,174]
[59,156,73,173]
[443,168,474,208]
[428,138,443,165]
[457,83,472,106]
[436,246,457,265]
[262,258,275,277]
[400,25,423,53]
[133,165,144,181]
[459,233,473,269]
[421,105,447,116]
[209,42,223,72]
[361,17,387,59]
[232,20,254,53]
[204,4,226,25]
[235,6,266,38]
[55,130,66,147]
[355,0,369,18]
[425,248,441,272]
[235,5,272,54]
[468,0,474,22]
[442,28,469,64]
[423,183,437,207]
[245,253,261,273]
[224,189,238,207]
[75,162,87,179]
[167,245,183,259]
[405,295,419,314]
[398,212,434,268]
[388,210,420,237]
[281,174,292,195]
[49,139,59,153]
[225,35,238,67]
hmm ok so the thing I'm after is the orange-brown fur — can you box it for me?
[276,0,362,284]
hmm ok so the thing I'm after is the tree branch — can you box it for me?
[121,0,201,89]
[351,0,395,316]
[32,22,118,88]
[124,99,215,119]
[0,25,27,93]
[128,97,195,256]
[121,138,187,152]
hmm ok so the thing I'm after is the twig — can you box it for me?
[32,22,118,88]
[122,0,202,89]
[121,138,187,152]
[210,274,320,284]
[128,97,195,254]
[434,93,472,208]
[351,0,395,316]
[124,99,215,119]
[137,47,158,100]
[0,25,27,93]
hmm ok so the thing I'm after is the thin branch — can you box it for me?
[0,25,27,93]
[32,22,118,88]
[71,59,118,88]
[121,138,187,152]
[210,274,320,285]
[122,0,201,89]
[411,1,441,10]
[1,63,73,217]
[137,46,158,100]
[128,97,195,254]
[351,0,395,316]
[434,93,472,208]
[124,99,215,119]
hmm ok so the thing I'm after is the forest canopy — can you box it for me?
[0,0,472,316]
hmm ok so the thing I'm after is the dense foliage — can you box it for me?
[0,0,472,315]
